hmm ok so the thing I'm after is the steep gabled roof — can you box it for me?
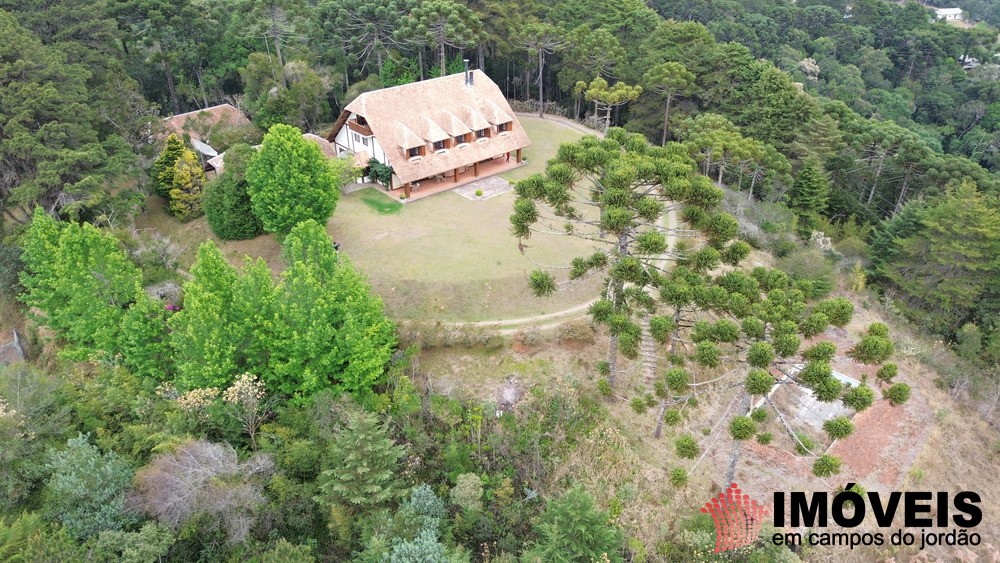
[162,103,250,141]
[326,70,531,184]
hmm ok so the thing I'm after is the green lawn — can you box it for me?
[500,115,595,184]
[137,115,603,322]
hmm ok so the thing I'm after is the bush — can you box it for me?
[746,342,775,368]
[850,335,894,364]
[526,487,624,562]
[669,469,688,488]
[450,473,484,513]
[750,408,768,423]
[803,341,837,362]
[799,313,829,338]
[777,249,834,298]
[822,416,854,439]
[756,432,773,445]
[744,369,774,395]
[815,297,854,327]
[812,454,842,477]
[883,383,911,406]
[475,189,483,197]
[842,383,876,412]
[675,434,699,459]
[204,144,264,240]
[876,363,898,383]
[664,409,682,426]
[729,416,756,440]
[794,432,817,455]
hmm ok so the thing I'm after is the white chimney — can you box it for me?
[464,59,473,86]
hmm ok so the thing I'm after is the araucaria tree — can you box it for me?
[396,0,484,77]
[512,23,565,118]
[643,62,696,145]
[787,158,830,233]
[510,127,743,386]
[246,124,339,235]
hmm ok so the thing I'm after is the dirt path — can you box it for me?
[451,204,679,334]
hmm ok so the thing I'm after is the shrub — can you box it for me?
[812,454,842,477]
[695,341,721,368]
[450,473,484,513]
[756,432,773,445]
[597,378,613,397]
[204,144,264,240]
[842,383,876,412]
[850,335,894,364]
[168,149,206,220]
[822,416,854,439]
[750,408,768,423]
[675,434,699,459]
[876,363,898,383]
[525,487,624,562]
[475,189,483,197]
[773,334,801,358]
[664,409,682,426]
[815,297,854,327]
[883,383,911,406]
[744,369,774,396]
[777,249,834,298]
[669,469,688,488]
[803,341,837,362]
[794,432,817,455]
[741,317,765,340]
[747,342,775,368]
[664,368,689,393]
[799,313,829,338]
[729,416,756,440]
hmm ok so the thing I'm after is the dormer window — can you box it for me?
[476,128,489,139]
[408,146,422,157]
[454,134,466,145]
[433,140,446,151]
[356,115,368,126]
[498,122,510,132]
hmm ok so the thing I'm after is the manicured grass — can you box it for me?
[357,187,403,215]
[136,116,602,321]
[500,115,597,184]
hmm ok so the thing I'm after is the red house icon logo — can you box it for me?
[701,483,769,552]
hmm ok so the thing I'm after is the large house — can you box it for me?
[327,69,530,195]
[934,7,963,21]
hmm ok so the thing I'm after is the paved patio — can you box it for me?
[454,176,513,200]
[389,155,525,203]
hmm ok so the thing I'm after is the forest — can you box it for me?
[0,0,998,561]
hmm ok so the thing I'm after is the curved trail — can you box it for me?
[446,204,679,336]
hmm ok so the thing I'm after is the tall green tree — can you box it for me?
[643,62,697,145]
[583,77,642,131]
[19,209,142,358]
[396,0,485,77]
[873,180,1000,335]
[151,135,186,199]
[204,144,265,240]
[269,220,396,399]
[511,128,738,385]
[787,159,830,232]
[0,10,130,224]
[320,0,414,74]
[246,124,339,235]
[512,23,565,118]
[524,487,623,563]
[314,408,407,510]
[169,242,242,389]
[167,149,206,220]
[42,434,136,540]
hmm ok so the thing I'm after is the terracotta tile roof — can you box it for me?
[302,133,337,158]
[162,103,251,142]
[327,70,531,184]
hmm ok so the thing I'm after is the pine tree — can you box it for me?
[314,409,407,509]
[204,144,264,240]
[246,124,339,235]
[151,135,186,198]
[524,487,624,562]
[787,159,830,232]
[168,149,206,221]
